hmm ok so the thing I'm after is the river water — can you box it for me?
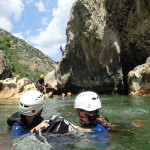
[0,95,150,150]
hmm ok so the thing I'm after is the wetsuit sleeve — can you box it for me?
[11,122,29,138]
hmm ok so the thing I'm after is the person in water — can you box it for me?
[73,91,113,148]
[74,91,112,132]
[67,92,72,97]
[36,74,45,93]
[7,90,49,137]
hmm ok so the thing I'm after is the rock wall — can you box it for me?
[56,0,123,94]
[0,50,12,80]
[105,0,150,94]
[47,0,150,95]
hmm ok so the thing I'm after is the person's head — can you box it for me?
[40,74,44,79]
[67,92,72,97]
[19,90,45,124]
[74,91,101,125]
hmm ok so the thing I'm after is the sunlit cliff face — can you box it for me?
[48,0,150,95]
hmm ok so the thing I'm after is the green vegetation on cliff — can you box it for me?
[0,29,55,82]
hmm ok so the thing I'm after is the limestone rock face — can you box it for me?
[128,58,150,96]
[0,75,36,99]
[45,69,58,90]
[0,50,12,80]
[57,0,124,94]
[49,0,150,95]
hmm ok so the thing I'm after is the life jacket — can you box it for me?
[92,124,107,132]
[7,112,44,131]
[90,124,110,148]
[81,116,109,147]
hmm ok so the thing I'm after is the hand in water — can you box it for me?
[71,124,91,132]
[30,120,49,133]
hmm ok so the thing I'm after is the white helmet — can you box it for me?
[74,91,101,111]
[19,90,45,116]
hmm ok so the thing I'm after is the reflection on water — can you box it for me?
[0,95,150,150]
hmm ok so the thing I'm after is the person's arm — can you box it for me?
[36,79,40,85]
[70,124,91,132]
[30,120,49,133]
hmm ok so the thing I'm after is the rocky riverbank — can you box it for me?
[0,75,36,99]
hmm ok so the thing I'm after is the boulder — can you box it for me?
[128,57,150,96]
[0,75,36,99]
[45,69,58,90]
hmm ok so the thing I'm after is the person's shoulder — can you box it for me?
[7,112,20,119]
[92,124,107,132]
[7,112,21,126]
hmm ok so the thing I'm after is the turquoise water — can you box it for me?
[0,95,150,150]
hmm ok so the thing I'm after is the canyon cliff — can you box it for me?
[46,0,150,95]
[0,50,12,80]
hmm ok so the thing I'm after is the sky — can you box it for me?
[0,0,76,61]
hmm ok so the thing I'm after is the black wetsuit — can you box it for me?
[7,112,43,136]
[36,79,44,85]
